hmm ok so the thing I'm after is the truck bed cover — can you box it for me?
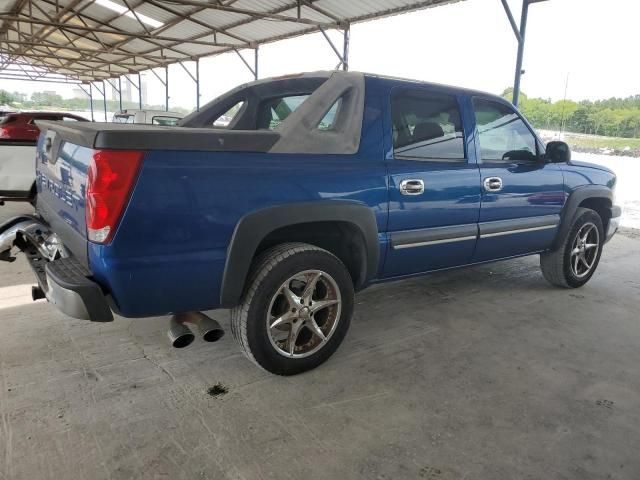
[34,121,281,152]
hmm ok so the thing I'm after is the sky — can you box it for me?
[1,0,639,112]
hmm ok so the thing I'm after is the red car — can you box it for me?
[0,111,89,141]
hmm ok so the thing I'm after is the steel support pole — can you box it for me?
[254,47,259,80]
[138,73,143,109]
[195,58,200,111]
[342,24,350,71]
[165,66,169,112]
[512,0,529,107]
[88,83,94,121]
[102,80,107,122]
[118,77,122,112]
[89,82,95,122]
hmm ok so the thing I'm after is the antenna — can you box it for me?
[559,72,570,138]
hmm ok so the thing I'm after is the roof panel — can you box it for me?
[0,0,465,83]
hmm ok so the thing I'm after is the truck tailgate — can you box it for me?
[35,127,93,262]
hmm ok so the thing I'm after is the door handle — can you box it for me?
[483,177,503,192]
[400,179,425,196]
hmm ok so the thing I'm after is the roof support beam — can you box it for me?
[319,24,350,71]
[105,77,123,112]
[233,47,258,80]
[123,73,144,109]
[501,0,549,107]
[1,0,464,84]
[0,16,245,48]
[0,75,80,84]
[179,59,201,111]
[77,83,95,121]
[152,1,340,28]
[149,66,169,111]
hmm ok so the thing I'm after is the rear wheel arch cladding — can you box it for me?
[220,202,379,307]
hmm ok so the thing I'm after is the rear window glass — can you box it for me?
[29,115,61,123]
[114,114,134,123]
[260,95,309,130]
[152,116,180,126]
[213,101,244,127]
[0,115,16,125]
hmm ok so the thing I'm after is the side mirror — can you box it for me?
[545,141,571,163]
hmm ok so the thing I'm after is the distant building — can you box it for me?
[72,87,87,99]
[141,75,148,106]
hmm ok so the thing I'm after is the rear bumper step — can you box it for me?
[0,216,113,322]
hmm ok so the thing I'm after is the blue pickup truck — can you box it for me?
[0,71,621,375]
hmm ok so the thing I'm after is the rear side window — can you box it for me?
[213,101,244,127]
[317,98,342,131]
[391,89,465,161]
[259,95,308,130]
[152,116,180,126]
[114,114,134,124]
[473,98,538,162]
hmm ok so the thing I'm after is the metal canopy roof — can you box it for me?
[0,0,463,83]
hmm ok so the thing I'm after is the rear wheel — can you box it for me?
[230,243,354,375]
[540,208,604,288]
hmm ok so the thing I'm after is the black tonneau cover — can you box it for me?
[34,120,280,152]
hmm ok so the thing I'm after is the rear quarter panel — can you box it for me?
[92,152,387,317]
[89,82,388,317]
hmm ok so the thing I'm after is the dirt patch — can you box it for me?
[206,383,229,398]
[596,399,614,409]
[618,227,640,240]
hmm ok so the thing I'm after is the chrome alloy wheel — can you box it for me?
[570,222,600,278]
[266,270,342,358]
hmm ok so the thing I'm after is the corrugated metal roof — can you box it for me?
[0,0,465,83]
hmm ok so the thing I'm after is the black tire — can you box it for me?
[230,242,354,375]
[540,208,604,288]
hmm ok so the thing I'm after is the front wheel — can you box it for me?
[230,243,354,375]
[540,207,604,288]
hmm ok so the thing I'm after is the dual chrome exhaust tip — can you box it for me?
[168,312,225,348]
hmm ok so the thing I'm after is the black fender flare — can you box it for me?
[220,201,379,307]
[552,185,613,250]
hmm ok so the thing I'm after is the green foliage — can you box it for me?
[0,90,14,105]
[502,89,640,138]
[0,88,190,115]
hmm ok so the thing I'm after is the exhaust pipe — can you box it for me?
[183,311,225,342]
[168,316,195,348]
[168,312,224,348]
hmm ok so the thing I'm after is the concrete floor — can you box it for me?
[1,202,639,480]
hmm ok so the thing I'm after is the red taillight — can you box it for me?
[86,149,144,244]
[0,127,9,138]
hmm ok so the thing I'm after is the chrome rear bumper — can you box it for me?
[0,216,113,322]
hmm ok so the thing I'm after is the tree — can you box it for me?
[501,87,527,104]
[0,89,15,105]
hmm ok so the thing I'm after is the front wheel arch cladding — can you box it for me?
[552,186,612,251]
[220,201,379,307]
